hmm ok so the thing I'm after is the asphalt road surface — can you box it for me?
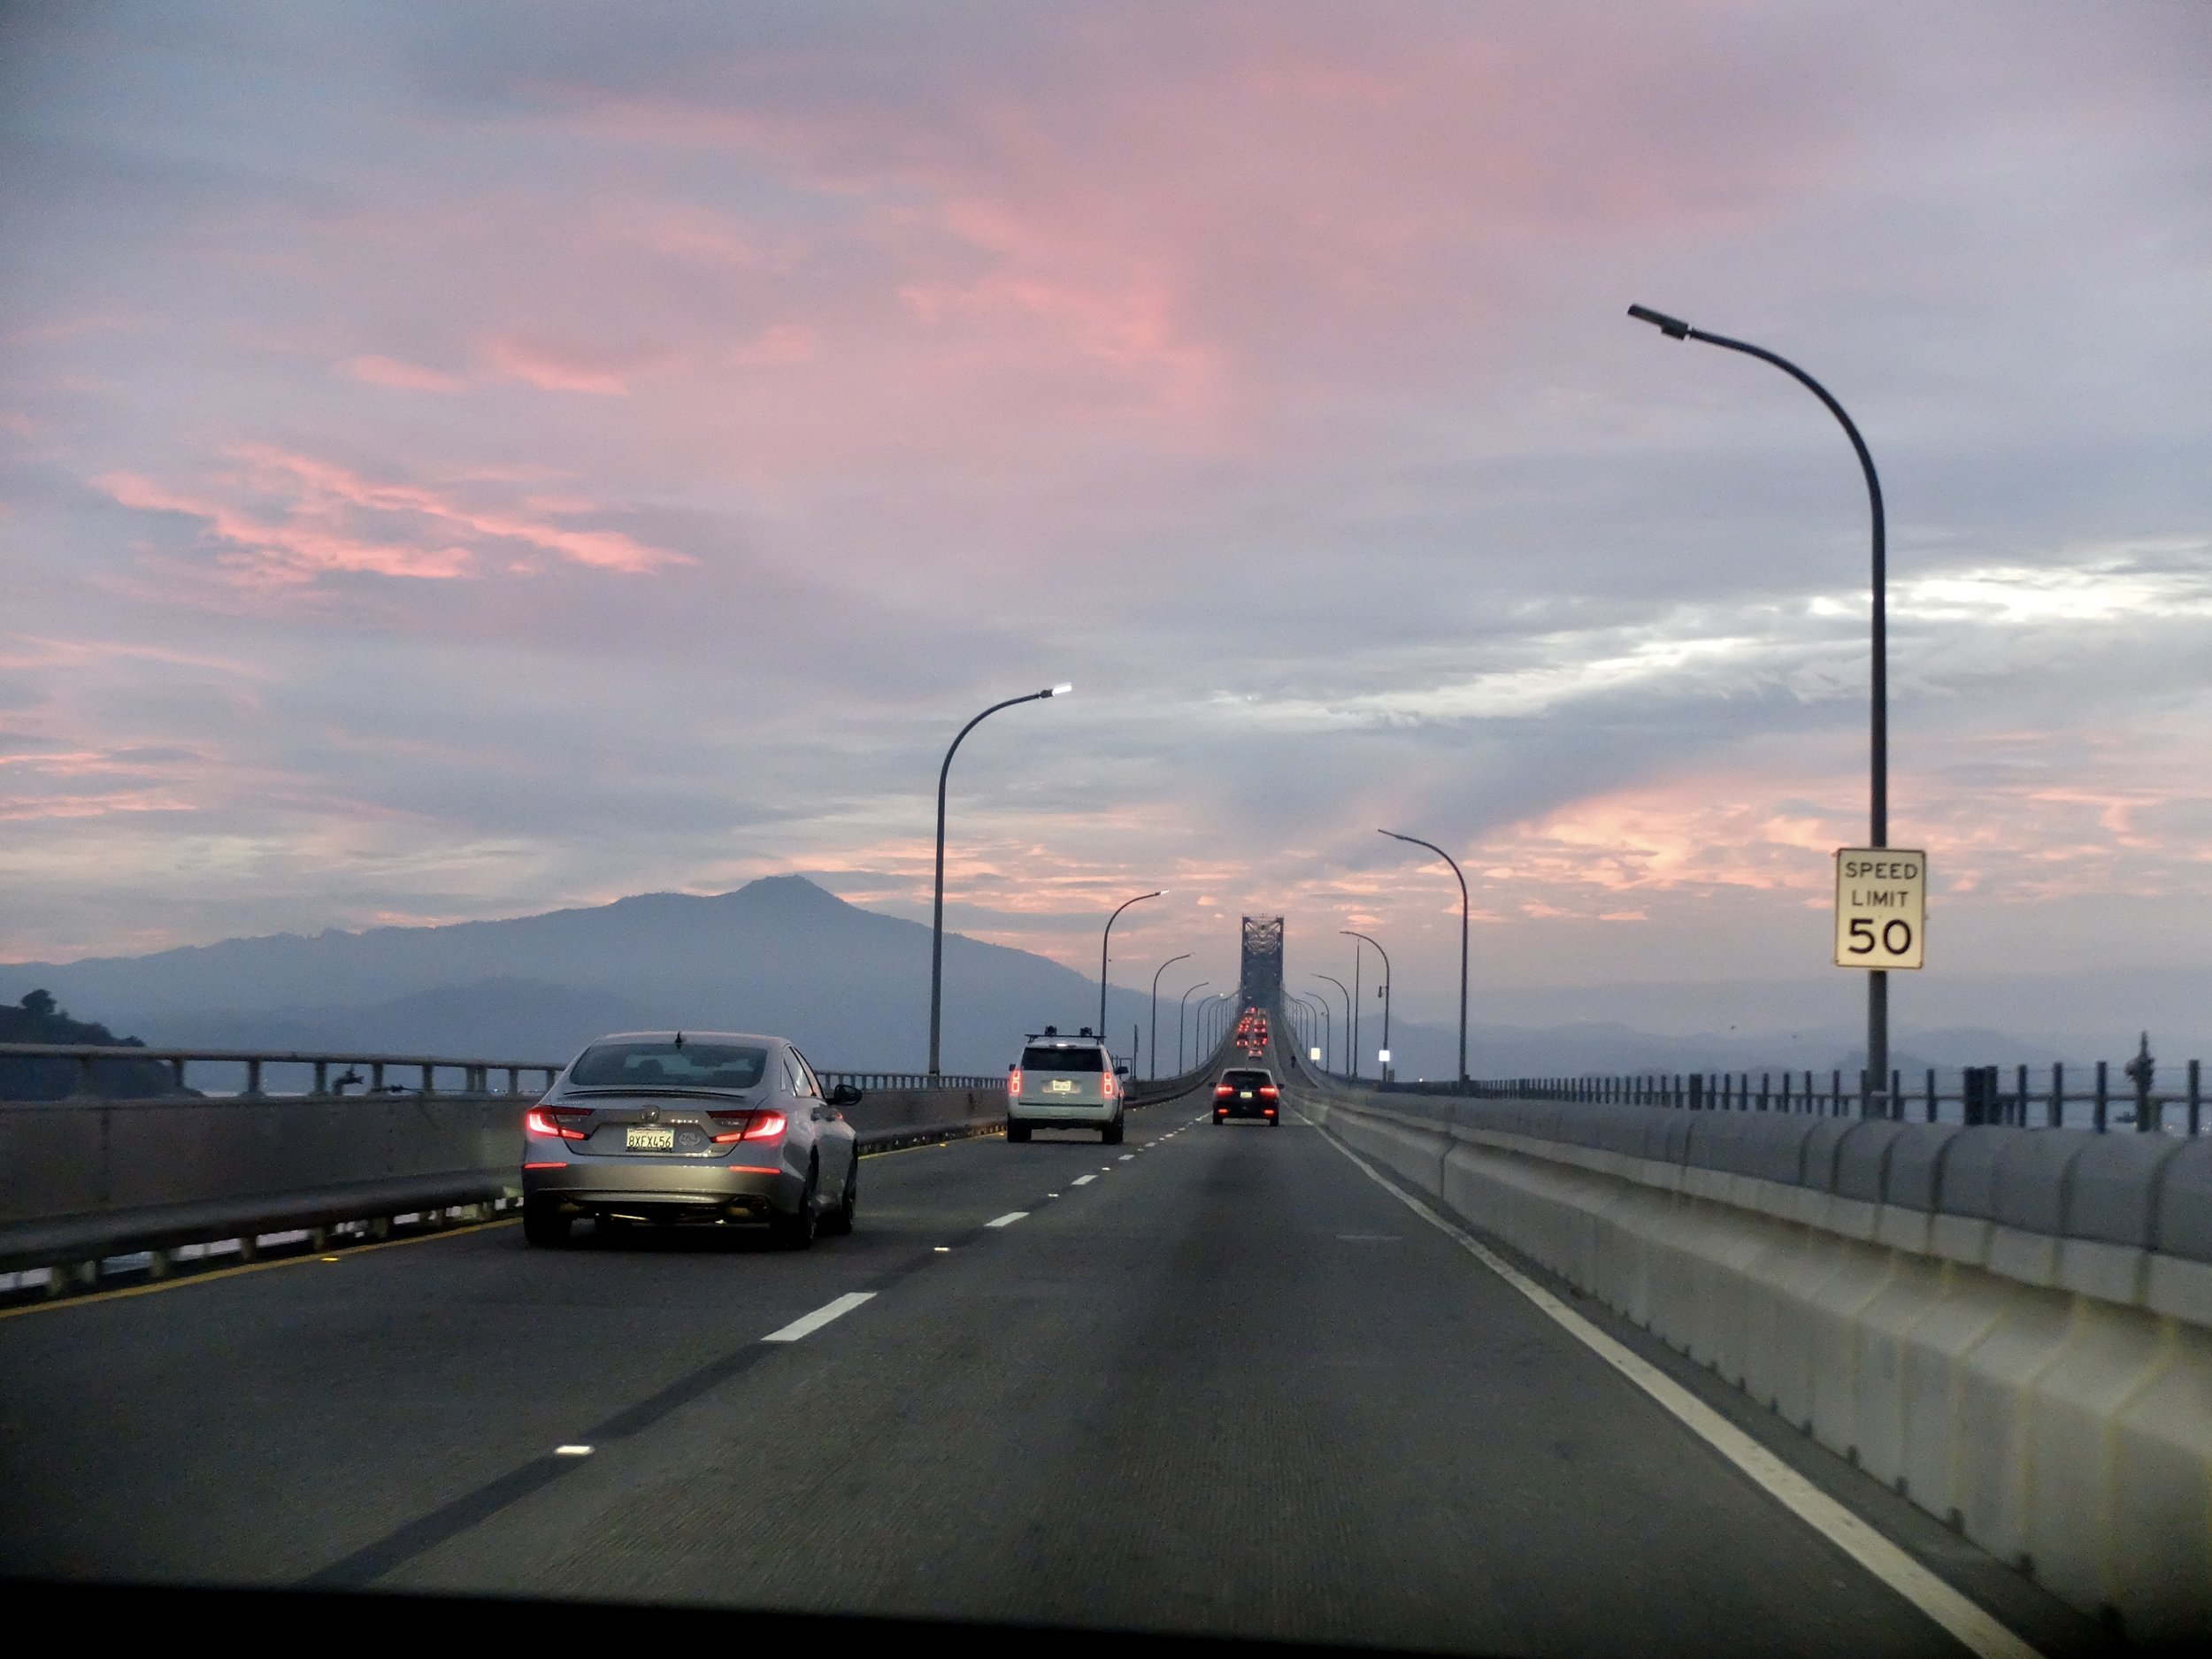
[0,1077,2109,1656]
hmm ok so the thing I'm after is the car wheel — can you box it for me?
[522,1200,572,1248]
[822,1157,857,1236]
[1006,1120,1032,1142]
[1102,1117,1125,1146]
[772,1164,819,1250]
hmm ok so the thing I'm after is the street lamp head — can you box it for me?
[1627,303,1692,340]
[1046,683,1073,697]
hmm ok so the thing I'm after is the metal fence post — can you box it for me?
[2015,1064,2029,1128]
[2094,1060,2108,1133]
[2049,1061,2063,1129]
[2192,1060,2202,1136]
[244,1058,264,1098]
[2125,1033,2156,1133]
[1925,1068,1937,1124]
[312,1060,329,1097]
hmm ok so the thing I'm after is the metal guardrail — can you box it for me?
[1373,1052,2208,1134]
[0,1041,563,1098]
[0,1043,1004,1102]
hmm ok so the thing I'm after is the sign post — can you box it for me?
[1834,849,1926,972]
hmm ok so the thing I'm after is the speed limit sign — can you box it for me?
[1834,849,1925,970]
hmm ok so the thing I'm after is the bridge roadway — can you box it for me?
[0,1054,2104,1655]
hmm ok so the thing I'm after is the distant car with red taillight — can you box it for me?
[520,1031,859,1249]
[1212,1066,1281,1125]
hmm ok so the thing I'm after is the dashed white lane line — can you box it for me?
[1315,1130,2040,1659]
[762,1290,877,1343]
[1071,1175,1097,1187]
[986,1210,1028,1228]
[555,1445,593,1456]
[1118,1154,1135,1162]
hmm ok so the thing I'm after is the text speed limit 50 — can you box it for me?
[1833,849,1925,971]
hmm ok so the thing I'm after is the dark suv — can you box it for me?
[1213,1067,1279,1125]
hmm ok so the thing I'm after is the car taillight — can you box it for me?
[1260,1086,1279,1099]
[708,1110,787,1144]
[741,1110,787,1141]
[525,1108,588,1141]
[1008,1068,1022,1097]
[1102,1073,1118,1100]
[1215,1085,1233,1097]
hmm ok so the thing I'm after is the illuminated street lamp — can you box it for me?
[1627,304,1892,1111]
[930,685,1071,1076]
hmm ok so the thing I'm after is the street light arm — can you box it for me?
[1100,889,1166,1037]
[1624,309,1886,843]
[930,688,1067,1075]
[1379,829,1471,1084]
[1626,303,1893,1113]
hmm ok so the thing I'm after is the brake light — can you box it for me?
[1215,1085,1233,1097]
[741,1110,787,1141]
[525,1108,588,1141]
[1008,1068,1023,1097]
[1102,1073,1118,1100]
[1260,1086,1279,1100]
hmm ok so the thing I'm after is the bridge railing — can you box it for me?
[0,1043,1004,1102]
[0,1041,563,1100]
[1373,1056,2208,1134]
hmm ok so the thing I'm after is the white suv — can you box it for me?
[1006,1028,1127,1144]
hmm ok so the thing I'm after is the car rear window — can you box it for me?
[568,1040,769,1091]
[1022,1045,1107,1072]
[1223,1070,1273,1087]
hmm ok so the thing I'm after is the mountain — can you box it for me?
[0,878,1168,1075]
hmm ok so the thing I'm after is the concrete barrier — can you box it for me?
[0,1082,1007,1280]
[1301,1083,2212,1643]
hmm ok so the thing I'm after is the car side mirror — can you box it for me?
[1115,1064,1130,1077]
[828,1082,864,1106]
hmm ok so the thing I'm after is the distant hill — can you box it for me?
[0,878,1175,1075]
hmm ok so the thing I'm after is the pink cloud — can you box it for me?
[480,334,650,395]
[96,445,689,591]
[340,354,468,392]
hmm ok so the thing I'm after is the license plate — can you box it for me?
[1239,1093,1253,1100]
[1047,1079,1076,1094]
[625,1126,677,1151]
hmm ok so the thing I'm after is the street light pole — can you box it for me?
[1100,890,1166,1039]
[1177,979,1210,1073]
[930,685,1071,1076]
[1340,930,1390,1079]
[1317,975,1351,1079]
[1627,304,1891,1114]
[1148,953,1190,1081]
[1380,830,1471,1087]
[1294,993,1328,1072]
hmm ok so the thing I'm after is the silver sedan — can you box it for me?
[521,1031,860,1248]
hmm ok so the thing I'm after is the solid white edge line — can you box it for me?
[985,1210,1028,1228]
[761,1289,877,1343]
[1313,1126,2041,1659]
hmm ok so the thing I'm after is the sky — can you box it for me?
[3,1,2209,1043]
